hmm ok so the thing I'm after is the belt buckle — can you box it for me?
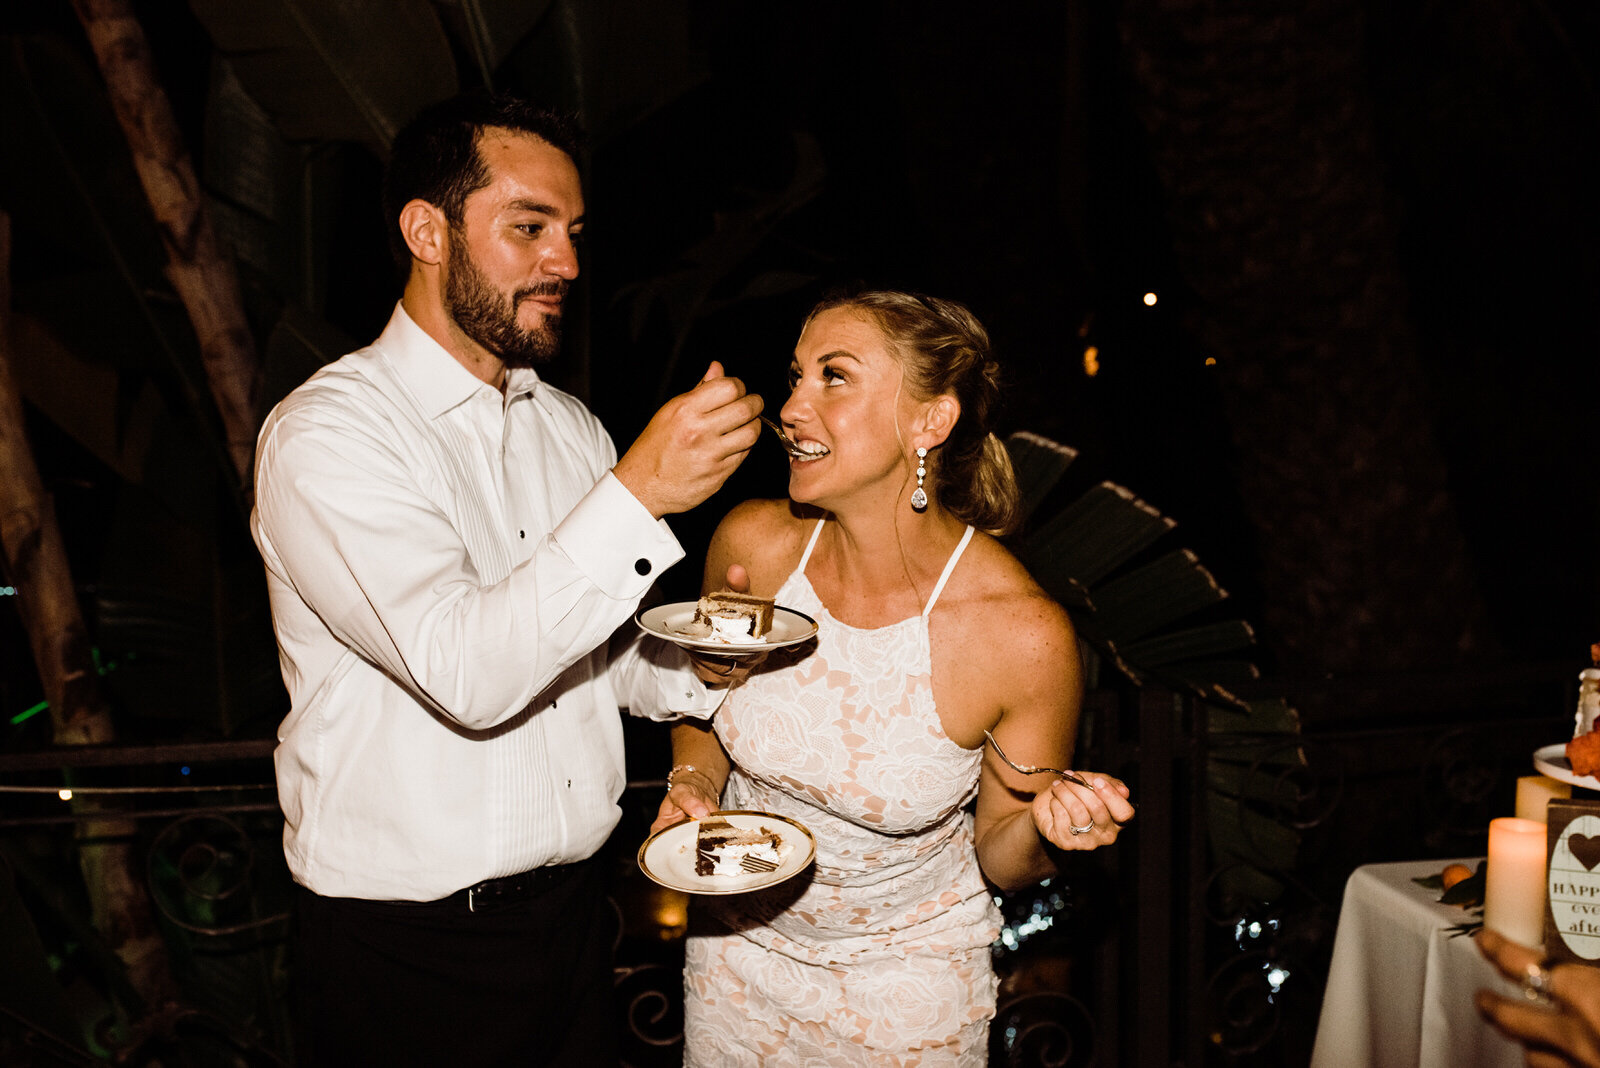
[466,876,513,912]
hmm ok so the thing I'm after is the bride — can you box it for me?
[655,288,1135,1066]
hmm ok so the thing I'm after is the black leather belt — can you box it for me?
[434,860,586,912]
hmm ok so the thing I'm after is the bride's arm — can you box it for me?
[651,718,733,833]
[971,594,1133,891]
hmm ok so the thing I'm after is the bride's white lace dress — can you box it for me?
[683,523,1000,1066]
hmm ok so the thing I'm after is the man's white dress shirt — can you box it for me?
[252,303,714,901]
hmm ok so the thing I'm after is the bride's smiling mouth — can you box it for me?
[789,438,830,461]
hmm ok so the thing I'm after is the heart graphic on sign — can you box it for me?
[1571,834,1600,872]
[1554,815,1600,961]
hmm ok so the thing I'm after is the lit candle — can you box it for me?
[1485,816,1548,948]
[1516,775,1572,822]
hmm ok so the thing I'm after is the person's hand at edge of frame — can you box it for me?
[1475,927,1600,1068]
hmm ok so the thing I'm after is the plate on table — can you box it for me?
[637,810,815,895]
[635,602,818,655]
[1534,742,1600,791]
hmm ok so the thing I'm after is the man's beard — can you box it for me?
[443,227,567,368]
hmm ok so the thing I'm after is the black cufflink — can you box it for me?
[634,559,651,575]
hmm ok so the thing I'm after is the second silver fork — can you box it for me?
[982,730,1093,790]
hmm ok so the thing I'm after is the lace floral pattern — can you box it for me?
[684,526,1000,1066]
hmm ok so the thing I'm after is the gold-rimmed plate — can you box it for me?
[635,603,818,655]
[638,810,816,895]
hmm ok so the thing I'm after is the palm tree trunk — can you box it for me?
[0,212,177,1012]
[71,0,262,495]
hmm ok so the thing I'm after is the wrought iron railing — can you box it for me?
[0,664,1575,1066]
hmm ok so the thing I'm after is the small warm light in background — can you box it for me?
[653,893,689,939]
[1083,345,1100,377]
[58,789,73,801]
[1205,356,1217,366]
[1143,292,1158,306]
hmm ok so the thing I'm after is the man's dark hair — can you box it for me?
[381,92,584,269]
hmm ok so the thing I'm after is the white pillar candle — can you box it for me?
[1485,816,1548,948]
[1516,775,1572,822]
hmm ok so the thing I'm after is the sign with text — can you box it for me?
[1544,798,1600,963]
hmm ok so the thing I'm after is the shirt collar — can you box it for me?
[373,302,543,418]
[503,365,542,401]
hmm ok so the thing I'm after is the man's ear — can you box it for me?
[914,394,961,450]
[399,200,446,266]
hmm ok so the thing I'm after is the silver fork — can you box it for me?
[983,730,1093,789]
[760,415,808,458]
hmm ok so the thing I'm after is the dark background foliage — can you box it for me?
[0,0,1594,751]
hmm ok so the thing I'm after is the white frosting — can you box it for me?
[708,615,762,644]
[706,836,786,877]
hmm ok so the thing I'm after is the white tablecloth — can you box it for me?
[1311,858,1526,1068]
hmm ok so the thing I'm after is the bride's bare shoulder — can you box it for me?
[712,499,818,543]
[953,534,1076,641]
[935,537,1081,716]
[706,500,822,595]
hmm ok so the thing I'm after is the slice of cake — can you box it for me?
[688,589,775,645]
[694,816,787,877]
[1569,729,1600,778]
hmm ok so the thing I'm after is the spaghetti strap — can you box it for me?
[923,526,975,616]
[796,517,827,572]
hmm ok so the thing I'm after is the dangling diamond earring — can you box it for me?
[910,447,928,512]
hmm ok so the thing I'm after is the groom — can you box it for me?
[250,91,762,1065]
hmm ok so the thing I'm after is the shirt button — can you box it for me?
[519,530,525,539]
[634,558,651,575]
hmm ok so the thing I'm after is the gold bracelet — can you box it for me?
[667,763,698,788]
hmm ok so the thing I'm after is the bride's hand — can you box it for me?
[688,649,765,686]
[1032,771,1134,851]
[650,767,723,834]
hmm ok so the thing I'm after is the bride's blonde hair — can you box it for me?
[804,289,1020,535]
